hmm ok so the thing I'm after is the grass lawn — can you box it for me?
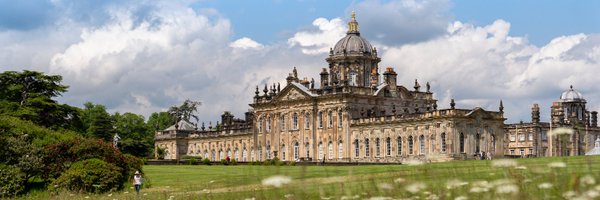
[19,155,600,199]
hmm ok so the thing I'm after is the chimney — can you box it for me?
[532,104,540,124]
[320,68,329,88]
[383,67,397,88]
[592,111,598,127]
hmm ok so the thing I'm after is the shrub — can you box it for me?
[230,159,238,165]
[287,161,296,166]
[188,158,198,165]
[51,159,122,193]
[221,159,229,165]
[0,164,25,198]
[202,158,211,165]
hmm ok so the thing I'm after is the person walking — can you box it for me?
[133,171,143,195]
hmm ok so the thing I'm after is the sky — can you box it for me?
[1,0,600,124]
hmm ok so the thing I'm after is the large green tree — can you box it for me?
[0,70,82,130]
[113,112,152,157]
[81,102,114,141]
[167,99,201,123]
[147,111,174,131]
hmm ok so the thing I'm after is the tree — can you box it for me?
[0,70,82,130]
[147,112,174,131]
[113,112,152,157]
[81,102,114,141]
[168,99,201,123]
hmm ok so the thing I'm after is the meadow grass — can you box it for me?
[18,155,600,200]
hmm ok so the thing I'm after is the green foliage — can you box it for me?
[147,112,174,132]
[0,70,81,130]
[0,164,25,197]
[167,99,201,123]
[51,159,122,193]
[42,137,141,194]
[188,158,198,165]
[1,135,45,185]
[230,159,238,165]
[81,102,114,141]
[202,158,211,165]
[220,159,229,165]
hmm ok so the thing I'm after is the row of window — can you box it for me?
[353,133,449,157]
[508,131,548,142]
[258,111,343,133]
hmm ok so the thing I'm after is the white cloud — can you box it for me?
[287,17,346,55]
[230,37,264,50]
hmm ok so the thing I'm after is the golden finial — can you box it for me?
[348,11,359,34]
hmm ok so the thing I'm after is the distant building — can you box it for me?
[154,12,510,163]
[504,86,600,157]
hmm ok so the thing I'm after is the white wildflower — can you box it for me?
[563,191,577,199]
[107,193,112,197]
[581,175,596,186]
[549,127,574,137]
[491,179,513,187]
[491,159,517,167]
[341,195,360,200]
[124,191,129,194]
[405,182,427,193]
[284,194,294,198]
[261,175,292,187]
[85,196,90,199]
[426,194,439,200]
[496,184,519,194]
[244,198,256,200]
[548,161,567,168]
[377,183,394,190]
[446,179,468,189]
[368,197,392,200]
[515,165,527,170]
[454,196,468,200]
[586,190,600,198]
[469,187,488,193]
[320,196,331,200]
[209,180,215,183]
[394,177,406,183]
[143,193,147,196]
[538,182,553,189]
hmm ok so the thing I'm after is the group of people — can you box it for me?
[476,151,492,160]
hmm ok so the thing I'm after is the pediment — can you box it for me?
[465,107,491,118]
[274,84,314,102]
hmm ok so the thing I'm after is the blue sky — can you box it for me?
[1,0,600,123]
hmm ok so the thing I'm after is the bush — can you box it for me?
[0,164,25,198]
[188,158,198,165]
[202,158,211,165]
[221,159,229,165]
[230,159,238,165]
[51,159,123,193]
[287,161,296,166]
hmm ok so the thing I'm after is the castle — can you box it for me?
[154,13,599,163]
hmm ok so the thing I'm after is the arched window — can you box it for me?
[305,143,310,158]
[397,137,402,156]
[375,138,381,157]
[318,142,324,160]
[328,111,333,128]
[408,136,413,155]
[204,150,209,160]
[266,144,271,159]
[365,139,370,157]
[419,135,425,155]
[280,115,285,131]
[211,150,216,161]
[318,112,323,128]
[250,149,255,161]
[234,148,239,160]
[349,71,358,86]
[338,141,343,159]
[459,133,465,153]
[354,139,360,157]
[305,113,310,129]
[338,112,343,127]
[281,145,286,161]
[328,141,333,159]
[258,117,263,133]
[430,134,435,153]
[386,137,391,156]
[242,148,247,161]
[227,148,231,158]
[475,133,481,153]
[441,133,447,153]
[292,113,298,130]
[294,142,299,160]
[266,116,271,133]
[219,149,223,160]
[258,146,263,161]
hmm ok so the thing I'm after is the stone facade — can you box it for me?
[155,13,506,162]
[504,87,600,157]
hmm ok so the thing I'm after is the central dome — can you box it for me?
[331,12,374,56]
[560,85,585,102]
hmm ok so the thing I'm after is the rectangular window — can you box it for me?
[338,112,343,128]
[528,133,533,141]
[375,138,381,157]
[280,116,285,131]
[541,131,547,140]
[397,137,402,156]
[529,148,533,155]
[365,139,370,157]
[510,134,516,142]
[519,134,525,141]
[520,149,525,156]
[355,140,360,157]
[292,113,298,130]
[328,111,333,128]
[305,113,310,129]
[338,142,343,159]
[510,150,515,155]
[318,112,323,128]
[328,142,333,159]
[386,138,391,156]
